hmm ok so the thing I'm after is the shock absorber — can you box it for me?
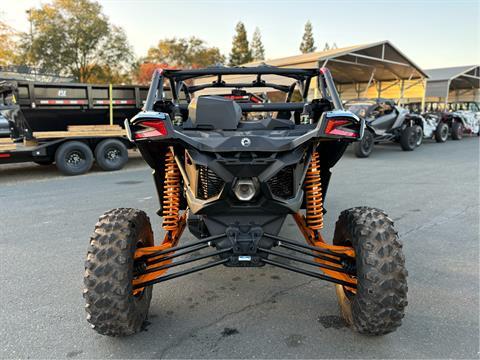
[304,150,324,230]
[162,147,181,231]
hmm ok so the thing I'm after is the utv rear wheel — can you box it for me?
[435,122,449,143]
[333,207,408,335]
[451,121,463,140]
[400,126,416,151]
[353,130,374,158]
[94,139,129,171]
[83,208,154,336]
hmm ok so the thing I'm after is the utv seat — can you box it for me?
[187,96,241,130]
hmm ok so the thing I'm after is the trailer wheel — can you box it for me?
[94,139,128,172]
[434,122,449,143]
[55,141,94,176]
[333,207,408,335]
[451,121,463,140]
[84,208,154,336]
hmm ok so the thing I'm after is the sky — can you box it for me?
[1,0,479,69]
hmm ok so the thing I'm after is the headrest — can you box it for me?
[188,96,241,130]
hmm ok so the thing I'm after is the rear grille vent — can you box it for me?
[268,166,294,199]
[197,166,224,200]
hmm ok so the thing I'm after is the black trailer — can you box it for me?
[0,80,148,175]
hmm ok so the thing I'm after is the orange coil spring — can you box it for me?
[162,148,181,231]
[304,151,324,230]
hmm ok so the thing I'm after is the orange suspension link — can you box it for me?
[304,150,324,230]
[162,147,181,231]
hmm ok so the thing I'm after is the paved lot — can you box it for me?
[1,138,479,359]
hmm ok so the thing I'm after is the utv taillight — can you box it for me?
[134,121,168,139]
[324,118,359,138]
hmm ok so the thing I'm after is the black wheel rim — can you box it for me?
[362,133,373,153]
[441,125,448,140]
[66,150,86,168]
[415,127,422,145]
[104,146,121,164]
[408,132,416,147]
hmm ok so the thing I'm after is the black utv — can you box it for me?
[83,66,408,337]
[345,99,423,157]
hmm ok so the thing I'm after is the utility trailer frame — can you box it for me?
[0,80,147,175]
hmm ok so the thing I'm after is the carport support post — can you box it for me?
[421,78,427,112]
[363,69,375,98]
[444,80,451,110]
[377,81,382,98]
[399,80,405,105]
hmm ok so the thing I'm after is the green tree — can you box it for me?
[229,22,252,66]
[323,42,330,51]
[0,18,19,66]
[299,21,316,53]
[251,27,265,61]
[145,37,224,68]
[22,0,133,82]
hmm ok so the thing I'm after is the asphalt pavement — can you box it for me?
[0,138,479,359]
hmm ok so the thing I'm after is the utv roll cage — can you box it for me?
[143,65,344,112]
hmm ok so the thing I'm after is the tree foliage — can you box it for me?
[22,0,133,82]
[299,21,316,53]
[145,37,224,68]
[0,18,19,66]
[134,62,171,85]
[251,27,265,61]
[229,22,252,66]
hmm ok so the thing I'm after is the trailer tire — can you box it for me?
[434,122,449,143]
[55,141,94,175]
[94,139,128,171]
[83,208,154,336]
[400,126,416,151]
[451,121,463,140]
[333,207,408,335]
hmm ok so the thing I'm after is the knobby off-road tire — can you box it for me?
[83,208,154,336]
[353,130,374,158]
[400,126,417,151]
[434,122,449,143]
[451,121,463,140]
[333,207,408,335]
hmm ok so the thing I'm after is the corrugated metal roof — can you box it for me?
[425,65,478,81]
[244,43,370,68]
[243,41,427,83]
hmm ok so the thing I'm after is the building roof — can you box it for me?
[425,65,479,82]
[424,65,480,98]
[244,40,428,84]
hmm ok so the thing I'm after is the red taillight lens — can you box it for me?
[325,119,359,138]
[134,121,168,139]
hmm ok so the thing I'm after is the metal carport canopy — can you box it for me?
[244,40,427,85]
[424,65,480,98]
[192,41,427,100]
